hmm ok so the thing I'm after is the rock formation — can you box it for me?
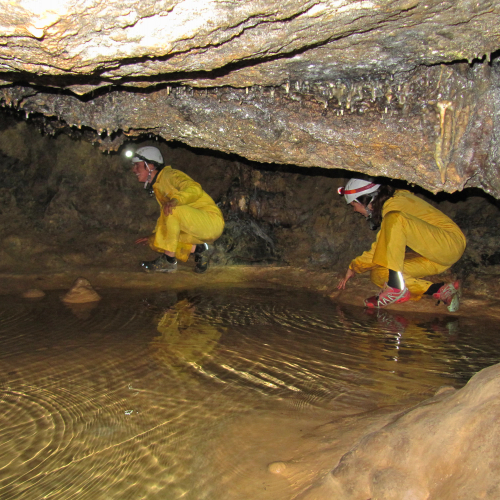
[0,1,499,196]
[61,277,101,303]
[21,288,45,298]
[303,364,500,499]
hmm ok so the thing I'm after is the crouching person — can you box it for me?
[129,146,224,273]
[336,178,466,312]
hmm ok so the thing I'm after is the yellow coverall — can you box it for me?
[149,166,225,262]
[349,190,466,299]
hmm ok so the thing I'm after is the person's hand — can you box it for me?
[337,268,355,290]
[135,237,150,245]
[163,199,178,216]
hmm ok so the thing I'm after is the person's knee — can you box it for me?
[383,210,404,224]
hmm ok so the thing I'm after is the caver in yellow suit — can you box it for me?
[349,190,466,299]
[149,166,225,262]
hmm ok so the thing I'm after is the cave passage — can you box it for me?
[1,108,500,282]
[2,3,500,498]
[1,76,500,500]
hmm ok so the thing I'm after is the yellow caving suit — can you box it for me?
[349,190,466,299]
[149,166,225,262]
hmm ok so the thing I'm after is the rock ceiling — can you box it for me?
[1,0,500,196]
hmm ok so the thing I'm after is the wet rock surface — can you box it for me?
[0,1,498,88]
[0,2,498,195]
[61,277,101,303]
[303,363,500,500]
[2,61,500,196]
[21,288,45,298]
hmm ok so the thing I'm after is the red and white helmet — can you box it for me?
[338,178,381,204]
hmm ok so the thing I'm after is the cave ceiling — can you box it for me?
[1,0,500,196]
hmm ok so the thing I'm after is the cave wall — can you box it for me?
[3,0,499,85]
[1,111,499,278]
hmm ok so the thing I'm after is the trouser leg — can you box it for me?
[373,211,465,273]
[153,206,224,262]
[370,255,451,299]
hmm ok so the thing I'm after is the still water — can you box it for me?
[1,285,499,499]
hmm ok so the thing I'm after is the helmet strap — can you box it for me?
[365,203,379,230]
[143,162,153,190]
[143,164,160,197]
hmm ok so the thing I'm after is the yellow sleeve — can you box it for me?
[349,236,379,273]
[168,170,203,205]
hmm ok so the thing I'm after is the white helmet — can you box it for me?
[132,146,164,165]
[338,178,381,204]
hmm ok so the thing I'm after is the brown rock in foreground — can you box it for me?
[306,363,500,499]
[61,277,101,304]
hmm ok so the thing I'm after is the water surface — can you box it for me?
[1,286,499,499]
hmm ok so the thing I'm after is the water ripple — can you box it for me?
[0,287,499,499]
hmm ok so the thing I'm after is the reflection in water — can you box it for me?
[0,286,499,500]
[63,300,100,320]
[150,297,223,384]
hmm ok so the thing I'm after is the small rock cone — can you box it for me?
[61,277,101,304]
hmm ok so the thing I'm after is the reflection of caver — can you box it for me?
[365,308,460,339]
[336,305,456,400]
[337,178,466,311]
[150,299,222,379]
[128,146,225,273]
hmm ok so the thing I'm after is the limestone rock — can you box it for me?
[0,1,498,89]
[61,277,101,304]
[316,363,500,500]
[0,1,499,197]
